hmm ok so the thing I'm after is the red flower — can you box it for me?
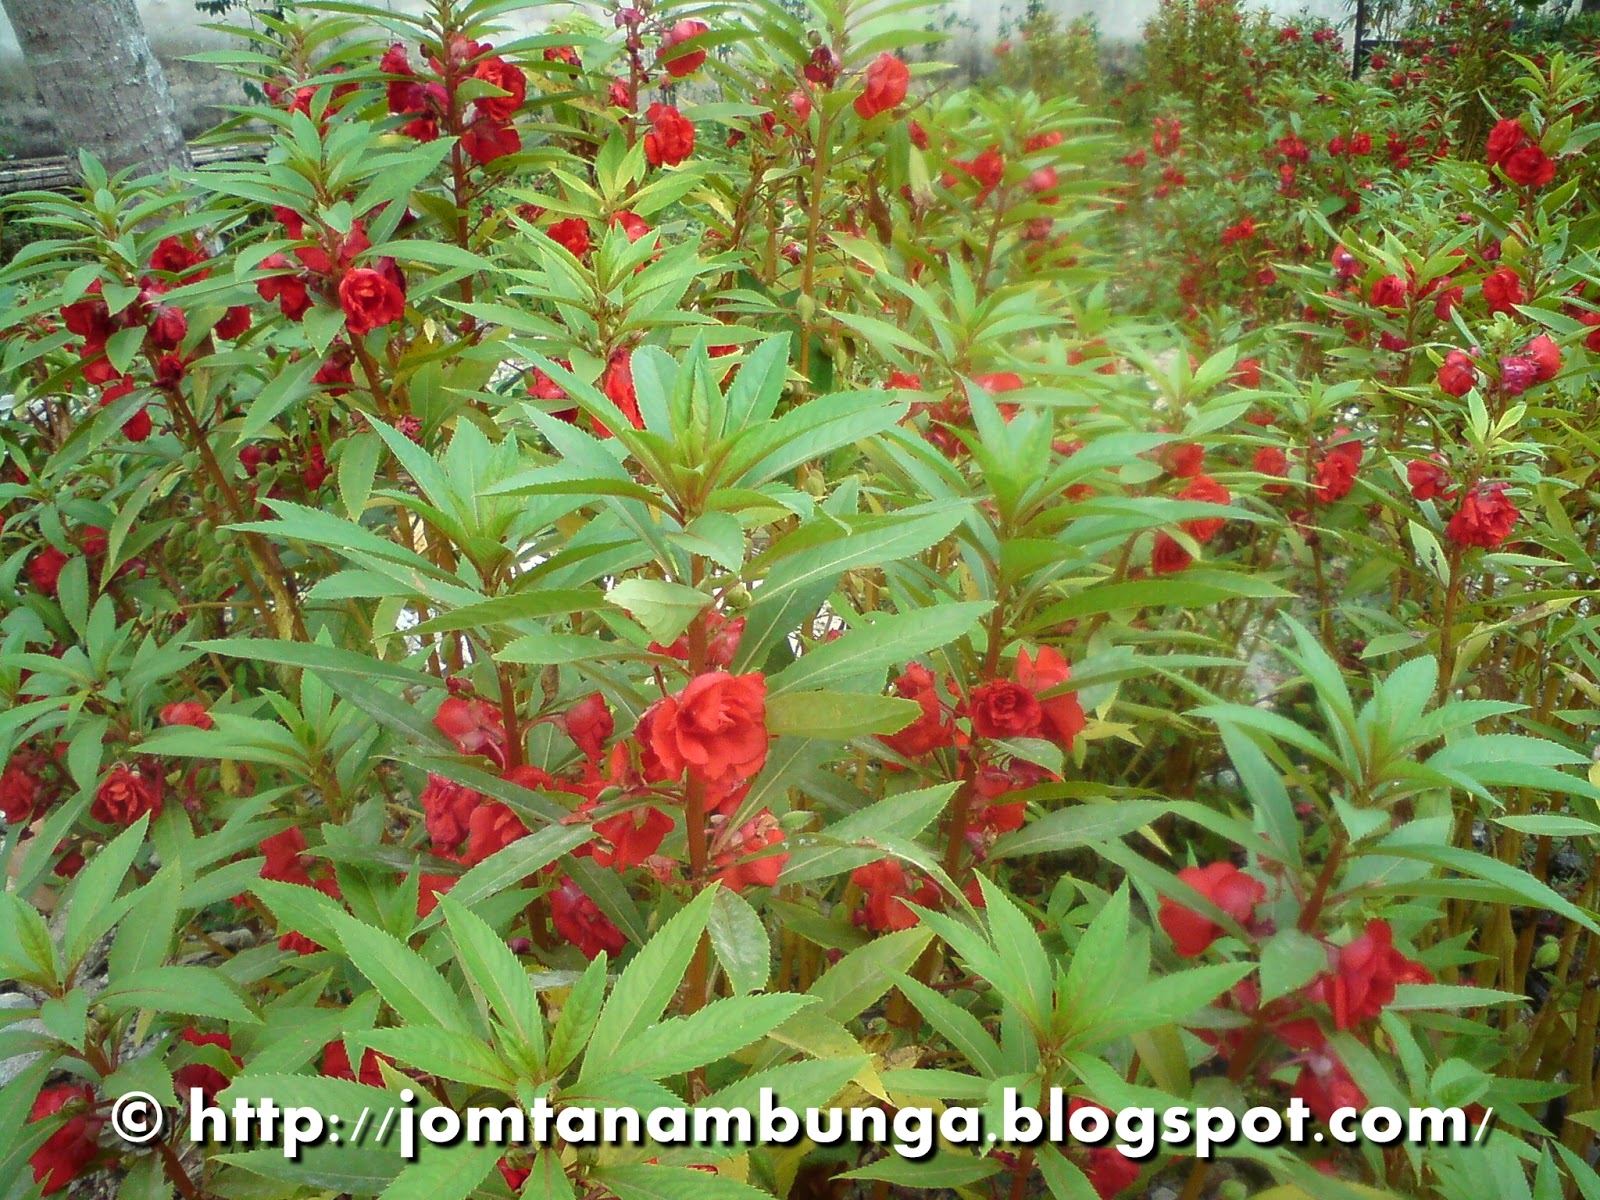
[804,45,841,88]
[1503,145,1554,188]
[472,56,526,122]
[952,147,1005,200]
[645,672,770,785]
[0,757,43,823]
[1065,1100,1141,1198]
[214,305,253,340]
[1307,920,1432,1030]
[92,764,162,824]
[338,263,407,335]
[150,236,208,276]
[500,1160,532,1192]
[1482,266,1525,314]
[650,612,745,668]
[969,680,1042,740]
[463,802,529,865]
[1015,645,1086,750]
[852,858,939,932]
[257,255,312,321]
[1232,357,1261,388]
[1313,439,1362,502]
[259,827,316,888]
[149,304,188,350]
[1446,482,1518,549]
[1161,441,1204,478]
[1527,333,1562,382]
[550,875,626,958]
[1436,349,1478,396]
[161,701,214,730]
[1498,355,1538,397]
[321,1041,391,1087]
[29,1085,103,1195]
[610,210,651,242]
[417,873,455,918]
[434,696,508,767]
[1157,862,1265,957]
[1221,216,1256,246]
[1178,473,1231,544]
[420,773,484,856]
[1406,458,1454,502]
[562,693,614,761]
[1369,274,1408,310]
[711,810,787,891]
[597,349,644,436]
[644,103,695,167]
[855,53,910,119]
[462,118,521,164]
[28,546,69,595]
[879,663,955,758]
[1253,446,1288,485]
[1433,285,1464,319]
[174,1028,239,1104]
[658,19,709,78]
[1485,117,1528,169]
[1150,533,1193,575]
[547,217,591,258]
[1292,1041,1367,1125]
[591,805,673,869]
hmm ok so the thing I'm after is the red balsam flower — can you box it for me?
[1446,482,1518,549]
[1158,862,1265,957]
[645,672,770,785]
[855,53,910,119]
[644,104,695,167]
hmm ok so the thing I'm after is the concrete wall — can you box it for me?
[0,0,1351,158]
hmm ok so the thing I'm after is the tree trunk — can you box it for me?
[0,0,191,176]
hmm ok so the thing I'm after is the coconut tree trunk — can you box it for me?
[0,0,191,175]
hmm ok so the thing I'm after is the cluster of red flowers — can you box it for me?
[1159,863,1432,1123]
[59,238,251,441]
[382,35,526,164]
[257,206,408,344]
[1486,116,1556,189]
[852,648,1084,931]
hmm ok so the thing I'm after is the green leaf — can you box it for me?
[440,896,546,1067]
[1259,929,1328,1004]
[327,910,471,1029]
[581,887,719,1082]
[733,507,969,671]
[63,814,150,969]
[1371,837,1600,935]
[842,1152,1001,1189]
[107,861,181,978]
[765,691,921,739]
[340,431,384,522]
[779,782,956,885]
[613,993,815,1078]
[595,1164,774,1200]
[424,822,595,925]
[99,966,256,1023]
[766,602,992,697]
[1389,984,1526,1010]
[604,579,711,645]
[358,1027,514,1088]
[376,1143,501,1200]
[707,888,770,996]
[990,800,1166,859]
[808,926,934,1024]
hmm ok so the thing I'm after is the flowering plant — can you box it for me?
[3,2,1600,1199]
